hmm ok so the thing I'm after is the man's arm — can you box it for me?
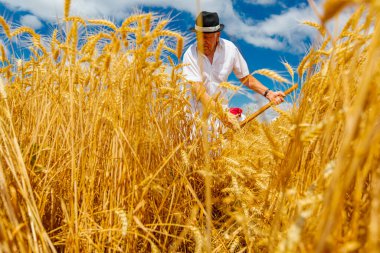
[191,81,218,112]
[191,81,239,129]
[239,75,285,105]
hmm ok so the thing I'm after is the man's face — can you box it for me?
[197,32,220,56]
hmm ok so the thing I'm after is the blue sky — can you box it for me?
[0,0,326,116]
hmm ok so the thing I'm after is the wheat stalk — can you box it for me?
[0,5,378,253]
[65,16,87,27]
[0,16,11,38]
[88,19,117,31]
[281,60,294,80]
[64,0,71,19]
[252,69,290,83]
[11,27,39,40]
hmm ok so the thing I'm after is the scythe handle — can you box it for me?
[240,83,298,128]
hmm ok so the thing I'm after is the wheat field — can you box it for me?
[0,0,379,252]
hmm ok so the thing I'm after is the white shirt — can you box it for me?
[182,38,250,104]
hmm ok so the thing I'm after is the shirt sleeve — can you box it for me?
[182,48,202,82]
[232,47,250,79]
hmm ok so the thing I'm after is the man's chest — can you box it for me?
[200,53,234,82]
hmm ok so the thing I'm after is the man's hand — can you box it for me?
[266,90,285,105]
[220,111,240,131]
[239,75,286,105]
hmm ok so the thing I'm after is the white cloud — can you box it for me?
[0,0,353,53]
[243,0,276,6]
[0,0,202,21]
[20,14,43,29]
[221,3,320,53]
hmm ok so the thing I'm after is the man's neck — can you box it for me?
[205,52,215,64]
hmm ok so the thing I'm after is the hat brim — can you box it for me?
[189,24,224,33]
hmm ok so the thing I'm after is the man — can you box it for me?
[183,11,285,128]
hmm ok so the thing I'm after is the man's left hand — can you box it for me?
[266,91,285,105]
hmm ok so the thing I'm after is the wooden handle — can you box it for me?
[240,83,298,128]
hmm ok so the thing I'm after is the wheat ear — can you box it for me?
[253,69,290,83]
[88,19,117,31]
[0,16,11,38]
[64,0,71,18]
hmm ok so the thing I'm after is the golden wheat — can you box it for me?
[0,16,11,38]
[88,19,118,31]
[252,69,290,84]
[64,16,87,27]
[0,3,379,253]
[64,0,71,18]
